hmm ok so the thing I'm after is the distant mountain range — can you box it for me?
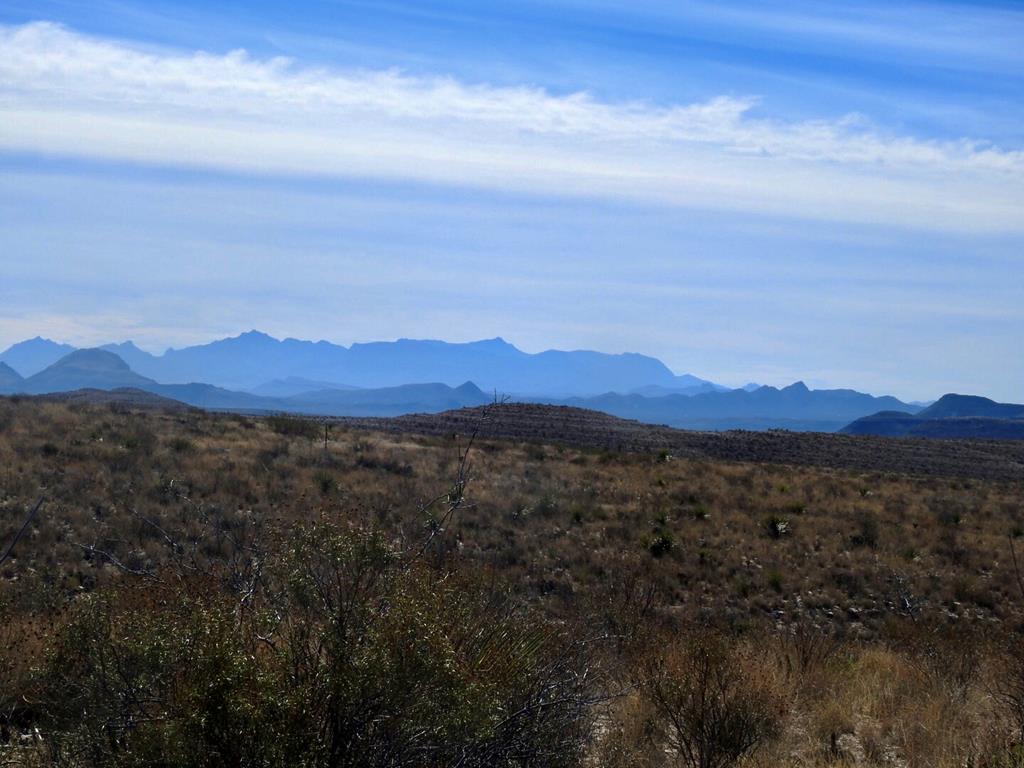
[0,348,492,416]
[544,381,919,432]
[0,337,76,378]
[0,341,936,431]
[19,349,154,393]
[0,332,711,396]
[841,394,1024,439]
[4,332,1017,436]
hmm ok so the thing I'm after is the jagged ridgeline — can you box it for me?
[3,332,994,434]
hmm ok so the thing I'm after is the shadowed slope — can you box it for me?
[337,403,1024,481]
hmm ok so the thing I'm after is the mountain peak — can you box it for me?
[238,330,275,341]
[783,381,809,393]
[918,393,1024,420]
[0,337,79,377]
[933,393,994,407]
[454,381,486,397]
[21,349,156,395]
[53,348,132,372]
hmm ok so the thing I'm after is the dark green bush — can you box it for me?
[649,532,675,558]
[266,414,320,440]
[33,522,599,767]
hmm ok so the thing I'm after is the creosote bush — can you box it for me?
[30,521,599,768]
[642,634,786,768]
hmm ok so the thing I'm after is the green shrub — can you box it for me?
[649,532,675,558]
[266,414,320,440]
[33,522,599,768]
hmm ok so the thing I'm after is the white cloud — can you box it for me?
[1,21,1022,232]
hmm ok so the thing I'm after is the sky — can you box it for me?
[0,0,1022,401]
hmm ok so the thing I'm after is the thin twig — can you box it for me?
[1009,534,1024,601]
[0,497,44,568]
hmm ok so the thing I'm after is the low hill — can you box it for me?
[839,411,923,438]
[22,349,157,394]
[841,393,1024,440]
[337,402,1024,481]
[35,387,194,411]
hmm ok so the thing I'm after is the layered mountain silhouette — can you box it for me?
[0,337,76,377]
[841,394,1024,439]
[0,340,929,430]
[18,349,155,394]
[0,348,490,417]
[84,331,688,395]
[0,362,24,391]
[2,331,723,396]
[249,377,360,397]
[547,381,919,432]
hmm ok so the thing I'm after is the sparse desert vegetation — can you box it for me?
[3,397,1024,766]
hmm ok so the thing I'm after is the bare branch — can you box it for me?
[1009,534,1024,602]
[0,497,44,568]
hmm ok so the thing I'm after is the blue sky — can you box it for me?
[0,0,1022,400]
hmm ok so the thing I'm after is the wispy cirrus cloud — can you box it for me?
[1,21,1022,232]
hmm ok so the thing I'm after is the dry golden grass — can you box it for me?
[3,398,1024,766]
[3,399,1024,630]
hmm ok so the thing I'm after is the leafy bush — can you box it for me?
[32,521,599,768]
[266,413,320,440]
[649,532,675,558]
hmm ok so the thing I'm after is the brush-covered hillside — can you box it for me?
[3,398,1024,767]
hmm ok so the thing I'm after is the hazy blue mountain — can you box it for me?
[144,332,352,390]
[146,380,488,416]
[672,373,716,388]
[544,381,919,432]
[841,394,1024,439]
[0,337,77,377]
[916,394,1024,420]
[283,381,489,416]
[0,362,25,393]
[629,383,720,397]
[629,373,728,397]
[22,349,157,394]
[2,334,956,434]
[145,382,277,411]
[5,348,934,431]
[249,377,360,397]
[9,348,494,417]
[98,341,161,372]
[839,411,922,438]
[55,331,700,395]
